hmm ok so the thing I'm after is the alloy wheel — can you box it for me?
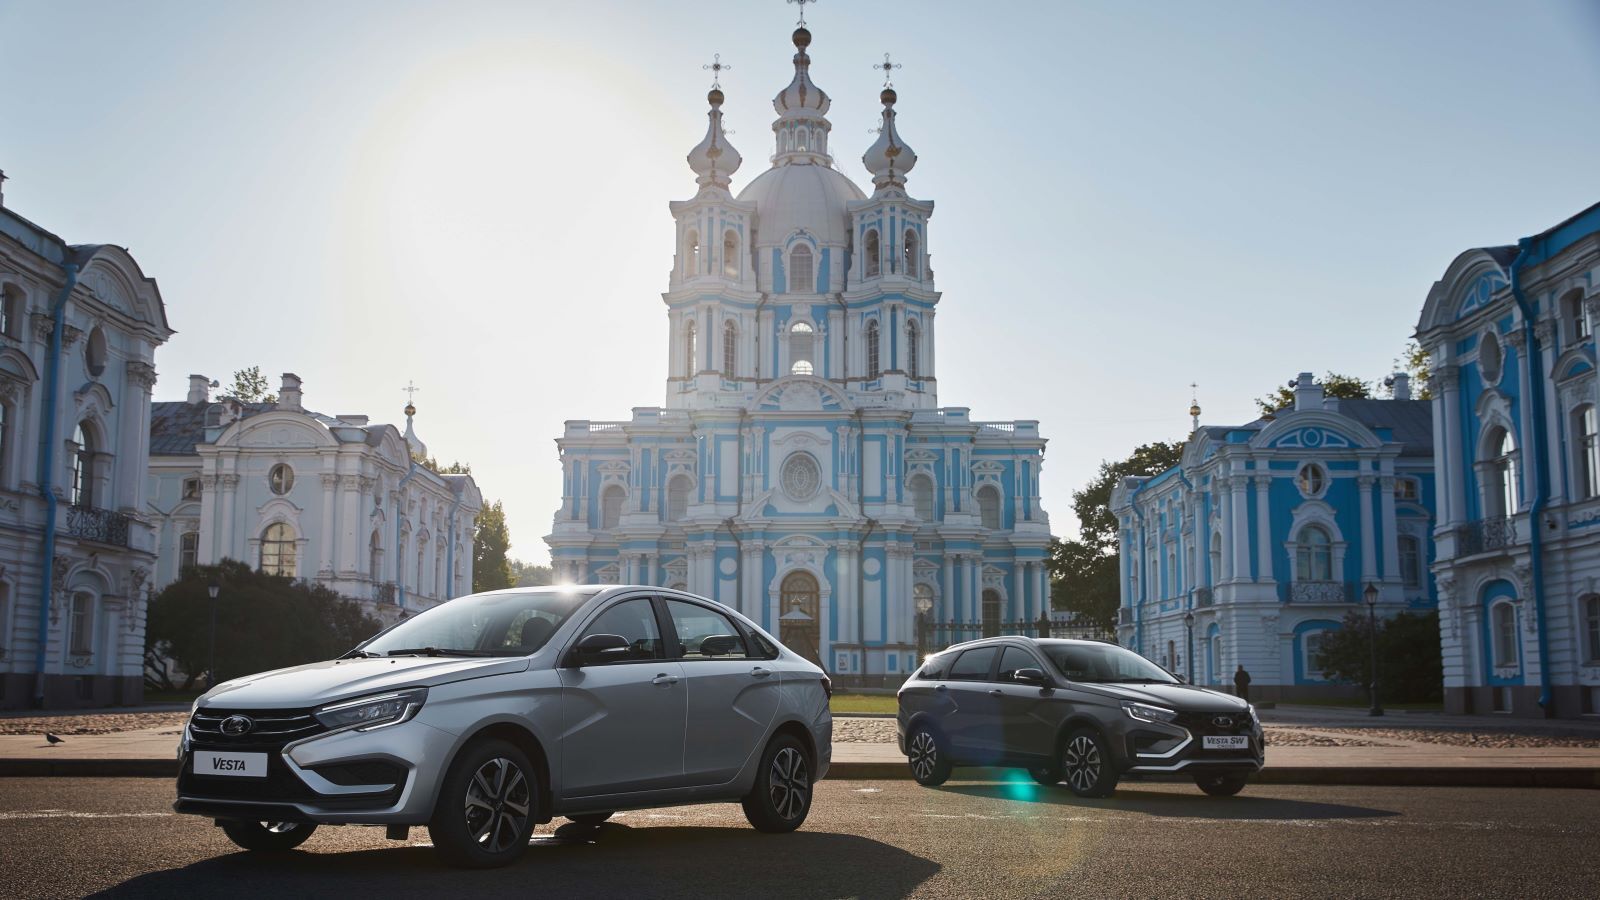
[1062,735,1102,793]
[768,746,810,821]
[463,757,531,854]
[909,730,938,781]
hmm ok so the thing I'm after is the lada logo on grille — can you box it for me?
[220,715,254,736]
[1212,715,1234,729]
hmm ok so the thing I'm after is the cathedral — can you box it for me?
[546,20,1052,685]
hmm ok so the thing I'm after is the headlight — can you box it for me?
[314,688,428,733]
[1121,701,1178,724]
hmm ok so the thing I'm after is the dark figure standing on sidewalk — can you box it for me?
[1233,664,1251,702]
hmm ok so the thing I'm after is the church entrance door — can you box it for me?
[778,571,823,667]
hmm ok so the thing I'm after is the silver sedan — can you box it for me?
[175,586,833,868]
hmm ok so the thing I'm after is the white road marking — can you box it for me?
[0,811,171,820]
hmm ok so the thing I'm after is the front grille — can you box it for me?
[189,707,324,749]
[1174,710,1255,738]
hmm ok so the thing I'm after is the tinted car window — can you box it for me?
[665,599,751,659]
[916,652,954,680]
[996,646,1039,681]
[1044,642,1178,683]
[581,597,665,661]
[947,647,997,681]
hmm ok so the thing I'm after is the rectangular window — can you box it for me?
[69,593,92,656]
[1585,598,1600,663]
[1399,537,1421,588]
[1396,478,1419,501]
[947,646,997,682]
[581,597,664,662]
[179,532,199,571]
[1304,633,1325,677]
[996,646,1040,682]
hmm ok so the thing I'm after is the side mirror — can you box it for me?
[1013,667,1048,686]
[697,634,743,657]
[569,633,630,666]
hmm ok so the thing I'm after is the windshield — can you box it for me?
[358,589,596,658]
[1042,642,1179,684]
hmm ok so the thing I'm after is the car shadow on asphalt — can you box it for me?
[88,824,941,900]
[934,782,1398,821]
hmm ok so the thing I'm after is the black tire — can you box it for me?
[1028,765,1061,786]
[427,738,539,869]
[566,812,613,827]
[219,819,317,852]
[741,733,813,833]
[906,723,952,787]
[1195,773,1249,797]
[1059,727,1119,798]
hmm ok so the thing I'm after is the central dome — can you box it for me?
[737,163,865,248]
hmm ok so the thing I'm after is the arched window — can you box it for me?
[1295,525,1333,582]
[1576,405,1599,499]
[416,541,426,593]
[909,474,935,521]
[982,590,1003,637]
[683,320,697,378]
[600,485,625,530]
[259,522,297,577]
[722,321,737,379]
[85,327,107,378]
[665,476,690,523]
[864,230,881,278]
[903,229,920,280]
[179,531,199,572]
[1584,595,1600,663]
[1487,427,1517,517]
[865,320,881,379]
[69,591,93,656]
[1399,534,1422,588]
[977,485,1001,530]
[1563,289,1589,344]
[369,530,382,580]
[0,284,22,338]
[70,422,93,507]
[1491,601,1518,668]
[684,229,699,277]
[906,319,920,380]
[779,570,821,665]
[1479,330,1503,384]
[722,230,739,279]
[789,245,815,293]
[795,127,808,153]
[789,321,814,375]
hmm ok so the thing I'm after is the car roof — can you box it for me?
[932,636,1117,654]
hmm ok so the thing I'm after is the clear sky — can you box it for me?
[3,0,1598,563]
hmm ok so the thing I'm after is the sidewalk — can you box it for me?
[2,718,1597,787]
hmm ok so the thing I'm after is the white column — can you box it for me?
[1036,562,1048,619]
[319,474,337,575]
[1380,474,1399,583]
[1218,481,1234,583]
[942,555,955,622]
[218,473,239,561]
[1440,366,1466,526]
[969,556,981,624]
[1253,475,1273,583]
[1358,475,1377,585]
[1230,475,1250,582]
[1013,562,1026,622]
[198,471,218,564]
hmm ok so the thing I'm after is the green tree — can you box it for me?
[473,500,516,593]
[1256,372,1372,416]
[512,560,553,587]
[414,456,471,476]
[222,366,277,404]
[1047,440,1186,633]
[1312,610,1443,703]
[1392,340,1434,400]
[144,560,383,690]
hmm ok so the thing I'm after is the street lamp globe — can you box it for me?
[1364,582,1378,607]
[1183,611,1195,628]
[208,582,220,601]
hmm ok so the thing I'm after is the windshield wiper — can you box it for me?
[382,647,498,658]
[1107,677,1176,684]
[345,649,382,659]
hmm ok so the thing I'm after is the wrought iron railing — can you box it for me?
[1459,517,1517,555]
[65,505,130,547]
[1289,581,1350,603]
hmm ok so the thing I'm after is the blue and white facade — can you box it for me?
[546,25,1052,685]
[1416,202,1600,717]
[1111,376,1437,702]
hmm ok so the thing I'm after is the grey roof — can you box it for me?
[1327,398,1434,456]
[1483,245,1519,267]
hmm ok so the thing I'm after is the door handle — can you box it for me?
[652,674,680,685]
[934,684,947,692]
[751,667,772,679]
[988,689,1003,697]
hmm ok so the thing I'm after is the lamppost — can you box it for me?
[1364,582,1383,717]
[206,581,220,690]
[1184,610,1195,684]
[915,592,934,658]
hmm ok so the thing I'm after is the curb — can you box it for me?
[5,758,1597,789]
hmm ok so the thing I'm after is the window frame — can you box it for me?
[565,594,669,666]
[1296,462,1327,498]
[662,597,755,661]
[1584,595,1600,664]
[788,320,815,376]
[903,229,920,280]
[722,320,737,380]
[1491,600,1519,669]
[1576,404,1600,500]
[268,463,294,496]
[865,319,881,379]
[864,229,881,278]
[788,245,815,293]
[600,485,625,530]
[1295,524,1334,582]
[179,531,199,571]
[68,591,94,656]
[1398,534,1422,588]
[722,230,739,279]
[946,645,1000,682]
[995,644,1044,683]
[259,521,297,577]
[906,319,920,380]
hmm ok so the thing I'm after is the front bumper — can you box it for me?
[1119,711,1265,776]
[175,715,458,825]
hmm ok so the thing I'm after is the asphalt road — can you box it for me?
[1,777,1597,899]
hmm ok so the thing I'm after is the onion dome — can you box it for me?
[862,87,917,191]
[686,87,742,190]
[770,27,833,165]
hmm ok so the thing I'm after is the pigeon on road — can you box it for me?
[44,733,64,745]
